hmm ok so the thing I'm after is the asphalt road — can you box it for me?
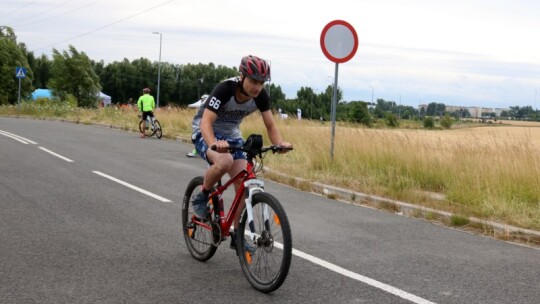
[1,117,539,304]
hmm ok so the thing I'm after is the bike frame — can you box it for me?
[146,116,155,128]
[191,160,264,242]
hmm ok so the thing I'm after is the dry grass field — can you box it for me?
[2,104,539,235]
[242,116,540,232]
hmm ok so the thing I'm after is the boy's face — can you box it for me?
[242,76,265,98]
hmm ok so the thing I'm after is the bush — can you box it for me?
[441,114,453,129]
[385,113,399,127]
[423,116,435,129]
[65,94,78,107]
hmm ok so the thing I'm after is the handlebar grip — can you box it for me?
[275,146,293,152]
[210,144,233,152]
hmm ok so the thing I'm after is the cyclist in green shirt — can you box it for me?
[137,87,156,138]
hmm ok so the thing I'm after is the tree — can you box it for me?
[319,85,341,121]
[172,62,237,106]
[399,105,419,119]
[49,45,101,107]
[519,106,534,119]
[31,54,52,89]
[94,60,240,106]
[295,87,319,119]
[0,26,34,105]
[266,83,286,106]
[348,101,371,126]
[426,102,446,116]
[98,58,144,104]
[373,99,396,118]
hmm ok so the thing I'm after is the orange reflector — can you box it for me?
[188,228,193,238]
[274,214,281,226]
[245,251,252,265]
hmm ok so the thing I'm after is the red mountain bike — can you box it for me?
[182,134,292,293]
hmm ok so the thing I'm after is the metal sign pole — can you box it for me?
[330,62,339,160]
[17,77,21,111]
[15,66,26,111]
[320,19,358,162]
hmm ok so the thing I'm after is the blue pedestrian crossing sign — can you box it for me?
[15,67,27,78]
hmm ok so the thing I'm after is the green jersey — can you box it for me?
[138,94,155,112]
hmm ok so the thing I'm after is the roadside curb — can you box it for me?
[260,167,540,247]
[176,136,191,143]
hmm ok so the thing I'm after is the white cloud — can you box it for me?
[2,0,540,108]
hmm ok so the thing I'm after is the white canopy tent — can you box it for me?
[99,91,112,106]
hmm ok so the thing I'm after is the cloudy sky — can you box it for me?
[2,0,540,109]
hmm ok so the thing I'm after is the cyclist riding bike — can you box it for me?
[190,55,292,250]
[138,87,156,138]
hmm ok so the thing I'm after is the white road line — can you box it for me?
[0,130,38,144]
[7,127,431,303]
[93,171,172,203]
[288,246,436,304]
[38,146,74,162]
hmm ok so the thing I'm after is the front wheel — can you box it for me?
[154,120,162,139]
[237,192,292,293]
[182,176,217,261]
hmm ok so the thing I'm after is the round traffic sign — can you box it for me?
[320,20,358,63]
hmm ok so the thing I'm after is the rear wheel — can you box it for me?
[154,120,162,139]
[237,192,292,293]
[138,119,155,137]
[182,176,217,261]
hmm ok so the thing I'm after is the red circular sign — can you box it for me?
[320,20,358,63]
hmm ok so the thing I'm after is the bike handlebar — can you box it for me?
[210,144,293,154]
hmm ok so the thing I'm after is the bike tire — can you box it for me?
[138,120,155,137]
[237,192,292,293]
[182,176,217,261]
[154,120,162,139]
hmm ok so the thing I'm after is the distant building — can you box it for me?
[418,103,509,118]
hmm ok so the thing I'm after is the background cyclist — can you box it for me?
[138,87,156,138]
[190,55,292,248]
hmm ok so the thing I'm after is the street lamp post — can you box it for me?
[369,85,374,104]
[153,32,162,108]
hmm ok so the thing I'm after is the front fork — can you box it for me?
[243,179,267,242]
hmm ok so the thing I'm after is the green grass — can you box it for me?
[450,215,471,227]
